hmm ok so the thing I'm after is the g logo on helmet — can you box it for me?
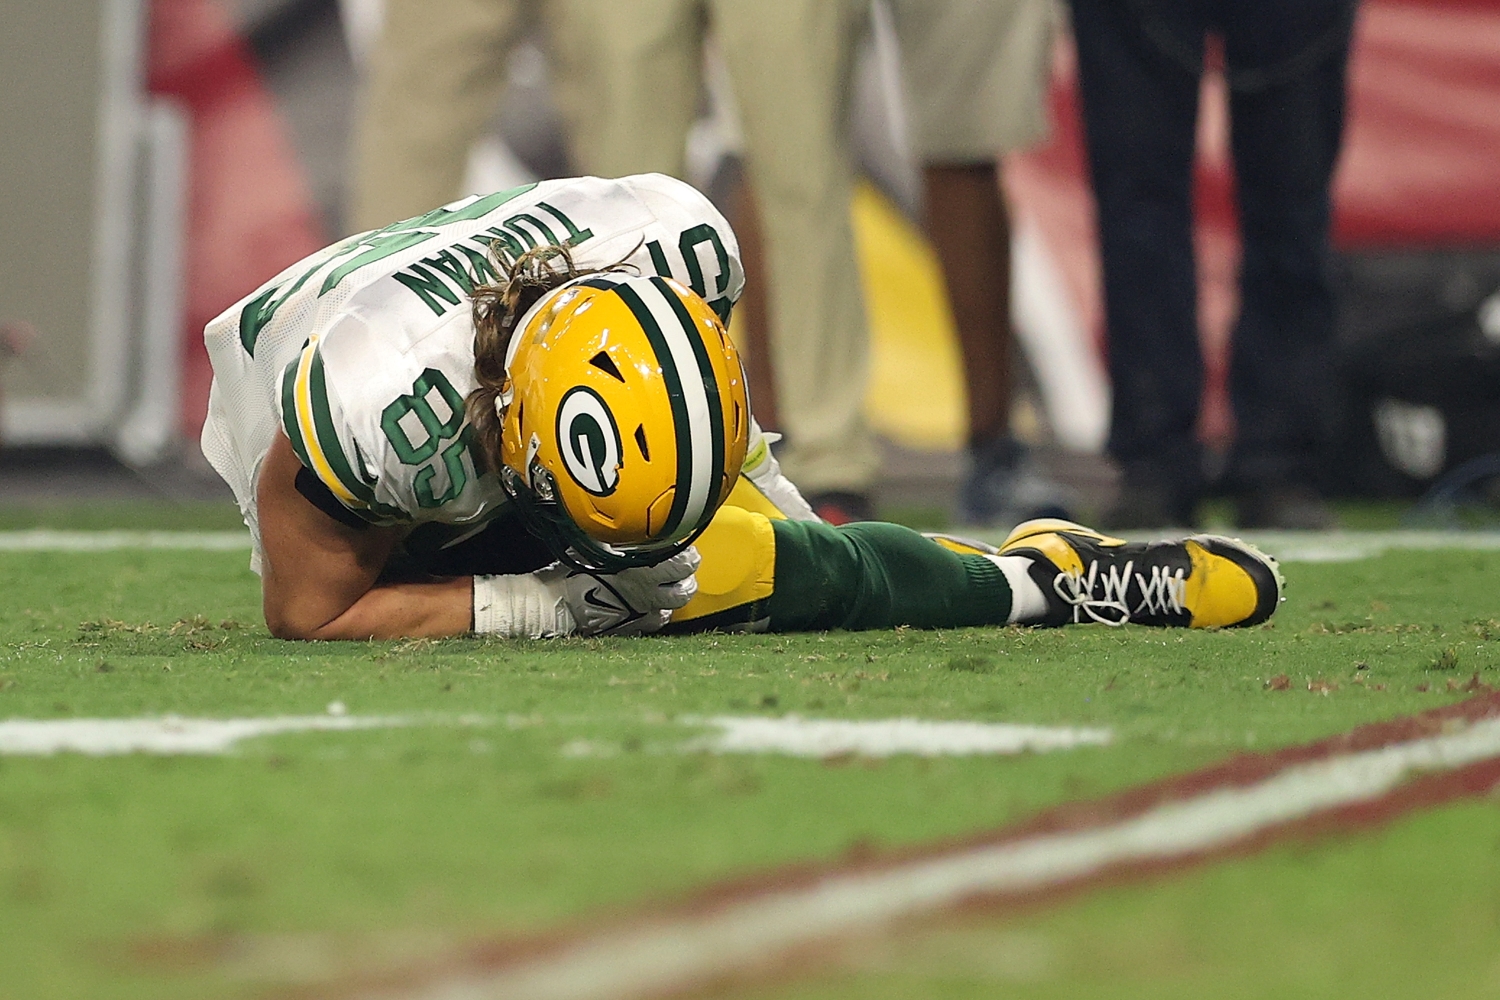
[555,386,623,496]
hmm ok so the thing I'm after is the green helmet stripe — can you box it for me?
[650,275,724,531]
[602,280,695,540]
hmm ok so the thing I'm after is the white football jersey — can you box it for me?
[201,174,744,572]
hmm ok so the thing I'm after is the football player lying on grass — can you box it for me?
[201,174,1282,641]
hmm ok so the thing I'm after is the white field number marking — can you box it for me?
[0,715,406,755]
[687,716,1112,758]
[367,715,1500,1000]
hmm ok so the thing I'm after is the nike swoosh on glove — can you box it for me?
[542,547,701,637]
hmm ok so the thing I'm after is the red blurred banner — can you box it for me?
[147,0,324,442]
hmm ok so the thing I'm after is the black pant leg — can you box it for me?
[1069,0,1208,500]
[1223,8,1354,489]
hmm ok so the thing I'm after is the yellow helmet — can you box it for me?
[498,273,749,571]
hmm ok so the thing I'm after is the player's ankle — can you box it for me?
[989,554,1049,624]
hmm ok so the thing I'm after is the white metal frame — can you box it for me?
[116,99,189,464]
[3,0,161,448]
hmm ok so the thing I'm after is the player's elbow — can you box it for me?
[263,596,342,641]
[263,588,384,640]
[264,606,321,641]
[267,620,315,641]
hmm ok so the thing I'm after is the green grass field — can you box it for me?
[3,502,1500,999]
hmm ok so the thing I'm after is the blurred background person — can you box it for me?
[891,0,1077,528]
[1069,0,1357,528]
[548,0,880,524]
[348,0,543,232]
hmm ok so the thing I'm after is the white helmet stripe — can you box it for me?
[634,278,716,542]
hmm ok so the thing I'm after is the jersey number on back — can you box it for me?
[646,224,733,323]
[380,369,484,509]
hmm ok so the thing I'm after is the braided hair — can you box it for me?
[465,242,636,473]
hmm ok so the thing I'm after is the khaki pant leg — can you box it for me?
[547,0,702,177]
[712,0,876,494]
[349,0,523,233]
[891,0,1054,161]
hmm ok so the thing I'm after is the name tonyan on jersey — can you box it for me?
[393,201,595,317]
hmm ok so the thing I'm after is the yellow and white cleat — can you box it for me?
[997,518,1284,628]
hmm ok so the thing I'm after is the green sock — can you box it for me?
[765,519,1013,632]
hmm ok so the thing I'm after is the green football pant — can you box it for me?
[669,506,1013,632]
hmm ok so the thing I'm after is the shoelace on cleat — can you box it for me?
[1052,560,1187,625]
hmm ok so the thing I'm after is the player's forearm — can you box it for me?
[267,577,473,640]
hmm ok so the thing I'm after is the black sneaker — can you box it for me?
[997,518,1283,628]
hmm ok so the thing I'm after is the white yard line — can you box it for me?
[0,713,1105,759]
[686,716,1112,758]
[364,715,1500,1000]
[0,529,250,551]
[0,715,407,755]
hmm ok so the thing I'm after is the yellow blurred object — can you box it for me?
[851,181,967,450]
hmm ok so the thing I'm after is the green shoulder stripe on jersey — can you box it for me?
[319,229,439,297]
[280,355,315,472]
[241,256,335,357]
[652,275,725,513]
[321,186,538,295]
[306,348,379,507]
[238,184,538,355]
[395,185,537,233]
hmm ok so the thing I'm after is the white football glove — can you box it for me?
[545,547,700,636]
[473,547,700,638]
